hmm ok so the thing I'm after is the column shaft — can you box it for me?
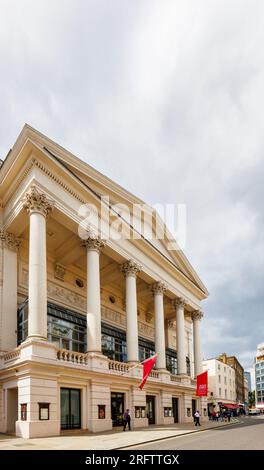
[28,212,48,339]
[23,187,53,340]
[82,237,105,354]
[87,248,101,352]
[121,260,141,363]
[153,282,166,370]
[176,299,187,375]
[193,311,203,376]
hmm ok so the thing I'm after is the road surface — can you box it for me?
[125,416,264,450]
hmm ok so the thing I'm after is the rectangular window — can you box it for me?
[98,405,105,419]
[219,388,221,396]
[218,375,221,383]
[20,403,27,421]
[38,403,50,420]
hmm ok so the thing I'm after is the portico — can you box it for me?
[0,125,208,437]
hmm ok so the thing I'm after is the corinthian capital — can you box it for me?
[151,281,167,295]
[192,310,203,321]
[174,297,186,308]
[120,259,141,277]
[81,236,106,253]
[0,229,21,251]
[23,186,54,217]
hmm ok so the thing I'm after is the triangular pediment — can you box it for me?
[1,124,208,296]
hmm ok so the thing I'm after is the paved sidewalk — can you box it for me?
[0,418,240,450]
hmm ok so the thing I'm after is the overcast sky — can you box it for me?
[1,0,263,369]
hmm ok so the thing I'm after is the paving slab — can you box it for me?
[0,418,240,450]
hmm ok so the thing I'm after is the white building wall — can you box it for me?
[203,359,236,403]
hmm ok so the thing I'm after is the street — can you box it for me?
[125,416,264,450]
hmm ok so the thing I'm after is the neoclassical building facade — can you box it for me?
[0,125,208,438]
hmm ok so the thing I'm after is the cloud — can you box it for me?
[0,0,263,369]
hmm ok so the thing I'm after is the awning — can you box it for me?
[219,403,239,409]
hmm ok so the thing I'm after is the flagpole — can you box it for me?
[119,353,158,376]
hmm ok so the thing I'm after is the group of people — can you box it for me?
[208,410,232,422]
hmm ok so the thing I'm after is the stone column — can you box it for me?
[0,230,20,350]
[81,237,105,353]
[151,281,167,370]
[175,298,187,375]
[23,186,53,340]
[192,310,203,376]
[121,260,141,363]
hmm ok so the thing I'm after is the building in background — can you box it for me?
[202,358,236,414]
[249,367,256,393]
[244,371,251,392]
[255,343,264,411]
[244,377,249,406]
[218,353,245,404]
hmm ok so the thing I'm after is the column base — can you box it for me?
[20,338,57,361]
[86,352,109,371]
[87,419,112,433]
[16,420,59,438]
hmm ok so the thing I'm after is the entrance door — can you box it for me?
[111,392,124,426]
[192,399,197,419]
[172,397,179,423]
[7,388,18,434]
[61,388,81,430]
[146,395,155,424]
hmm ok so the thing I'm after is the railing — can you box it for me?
[57,349,88,365]
[4,348,21,363]
[149,370,160,379]
[108,359,130,374]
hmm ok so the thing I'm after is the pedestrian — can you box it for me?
[123,409,131,431]
[194,410,201,426]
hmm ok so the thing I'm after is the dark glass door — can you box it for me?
[61,388,81,430]
[111,392,124,426]
[172,397,179,423]
[192,399,197,420]
[146,395,155,424]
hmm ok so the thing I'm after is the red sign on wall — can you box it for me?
[196,371,208,396]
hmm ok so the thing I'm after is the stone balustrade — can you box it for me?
[57,348,88,365]
[108,359,130,374]
[149,370,160,379]
[4,348,21,363]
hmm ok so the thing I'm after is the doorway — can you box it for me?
[60,388,81,430]
[192,399,197,419]
[172,397,179,423]
[111,392,124,426]
[7,388,18,434]
[146,395,155,424]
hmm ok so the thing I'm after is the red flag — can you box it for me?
[139,354,157,390]
[196,371,208,396]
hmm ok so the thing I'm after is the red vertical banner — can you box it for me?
[196,371,208,396]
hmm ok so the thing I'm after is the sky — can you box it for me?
[0,0,263,369]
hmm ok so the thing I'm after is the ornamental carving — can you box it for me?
[174,297,186,308]
[145,311,153,324]
[47,282,86,311]
[151,281,167,295]
[0,229,21,251]
[81,236,106,253]
[192,310,204,321]
[23,186,54,217]
[101,305,126,326]
[54,263,66,281]
[120,259,141,277]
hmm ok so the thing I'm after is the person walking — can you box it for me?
[123,409,131,431]
[194,410,201,426]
